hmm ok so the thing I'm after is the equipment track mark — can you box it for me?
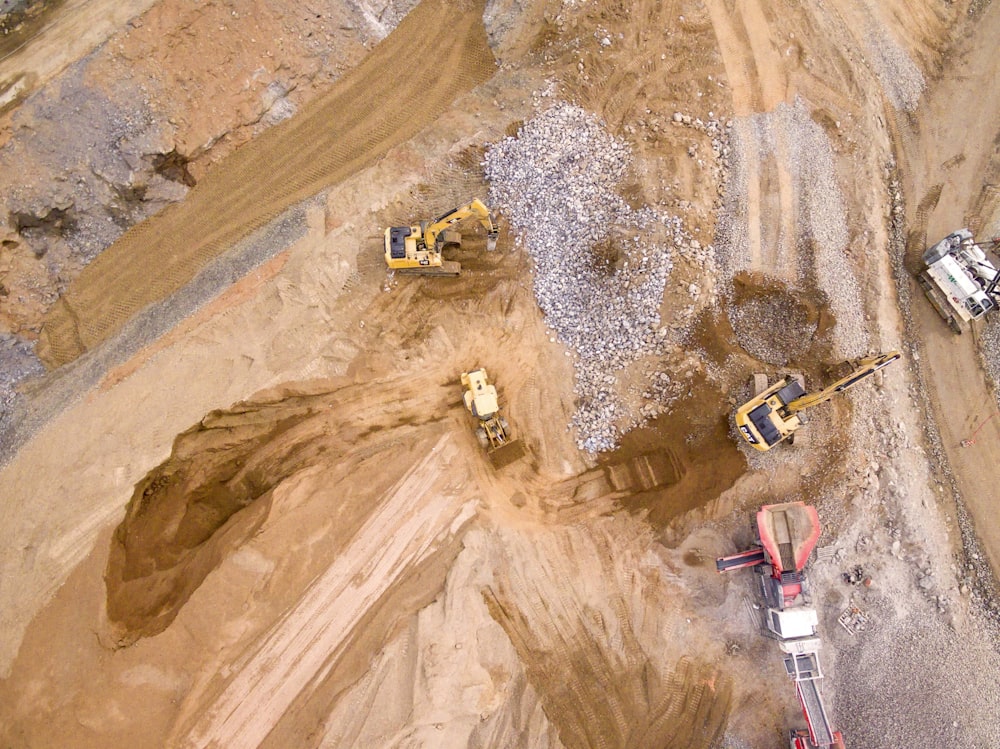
[38,0,496,368]
[703,0,762,116]
[705,0,797,278]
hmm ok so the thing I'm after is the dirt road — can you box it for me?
[36,0,495,368]
[896,0,1000,581]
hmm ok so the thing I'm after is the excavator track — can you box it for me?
[394,260,462,277]
[917,271,963,334]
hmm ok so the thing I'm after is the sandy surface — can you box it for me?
[0,0,156,123]
[1,0,1000,747]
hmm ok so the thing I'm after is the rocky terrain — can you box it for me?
[1,0,1000,747]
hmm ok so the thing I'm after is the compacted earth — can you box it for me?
[2,1,1000,747]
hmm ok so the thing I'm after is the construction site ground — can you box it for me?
[1,0,1000,747]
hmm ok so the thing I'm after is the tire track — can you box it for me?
[484,525,729,749]
[38,0,495,368]
[704,0,797,279]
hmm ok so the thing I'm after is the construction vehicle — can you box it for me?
[384,198,499,276]
[918,229,1000,333]
[717,503,847,749]
[460,368,525,467]
[735,351,901,452]
[789,728,846,749]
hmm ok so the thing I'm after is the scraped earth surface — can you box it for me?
[2,1,1000,748]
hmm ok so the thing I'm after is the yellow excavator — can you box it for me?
[384,198,499,276]
[735,350,901,451]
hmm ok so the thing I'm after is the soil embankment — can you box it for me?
[37,0,495,368]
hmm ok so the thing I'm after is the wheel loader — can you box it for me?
[461,368,524,466]
[735,351,901,452]
[384,199,499,276]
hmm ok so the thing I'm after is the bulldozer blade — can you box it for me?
[489,439,525,468]
[396,260,462,277]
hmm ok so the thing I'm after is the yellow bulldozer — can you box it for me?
[461,368,524,466]
[734,351,900,452]
[384,199,499,276]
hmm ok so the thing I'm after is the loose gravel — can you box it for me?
[859,12,925,112]
[837,603,1000,747]
[485,103,699,452]
[977,316,1000,391]
[717,98,868,359]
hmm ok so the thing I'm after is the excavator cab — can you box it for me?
[386,227,411,261]
[736,376,807,450]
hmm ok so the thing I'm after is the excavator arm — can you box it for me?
[423,198,499,252]
[785,351,901,413]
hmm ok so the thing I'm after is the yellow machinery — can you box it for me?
[461,368,511,451]
[735,351,901,451]
[384,199,499,276]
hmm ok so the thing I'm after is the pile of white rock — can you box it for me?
[486,103,695,452]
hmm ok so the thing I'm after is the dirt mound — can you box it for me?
[38,0,496,368]
[727,270,835,367]
[604,402,747,528]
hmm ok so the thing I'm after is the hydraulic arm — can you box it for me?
[784,351,901,412]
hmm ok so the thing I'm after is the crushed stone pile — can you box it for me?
[486,103,698,452]
[716,99,868,359]
[978,317,1000,400]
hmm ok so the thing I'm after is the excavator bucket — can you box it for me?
[486,230,499,252]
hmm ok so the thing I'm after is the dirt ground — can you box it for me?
[2,0,1000,747]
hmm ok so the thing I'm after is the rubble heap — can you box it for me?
[485,103,691,452]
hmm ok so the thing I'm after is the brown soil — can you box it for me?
[36,0,496,368]
[107,390,341,641]
[3,1,1000,748]
[603,397,747,529]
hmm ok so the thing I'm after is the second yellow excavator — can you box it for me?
[384,198,499,276]
[735,350,901,452]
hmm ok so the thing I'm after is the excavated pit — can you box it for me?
[104,388,364,643]
[727,271,836,368]
[104,370,457,645]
